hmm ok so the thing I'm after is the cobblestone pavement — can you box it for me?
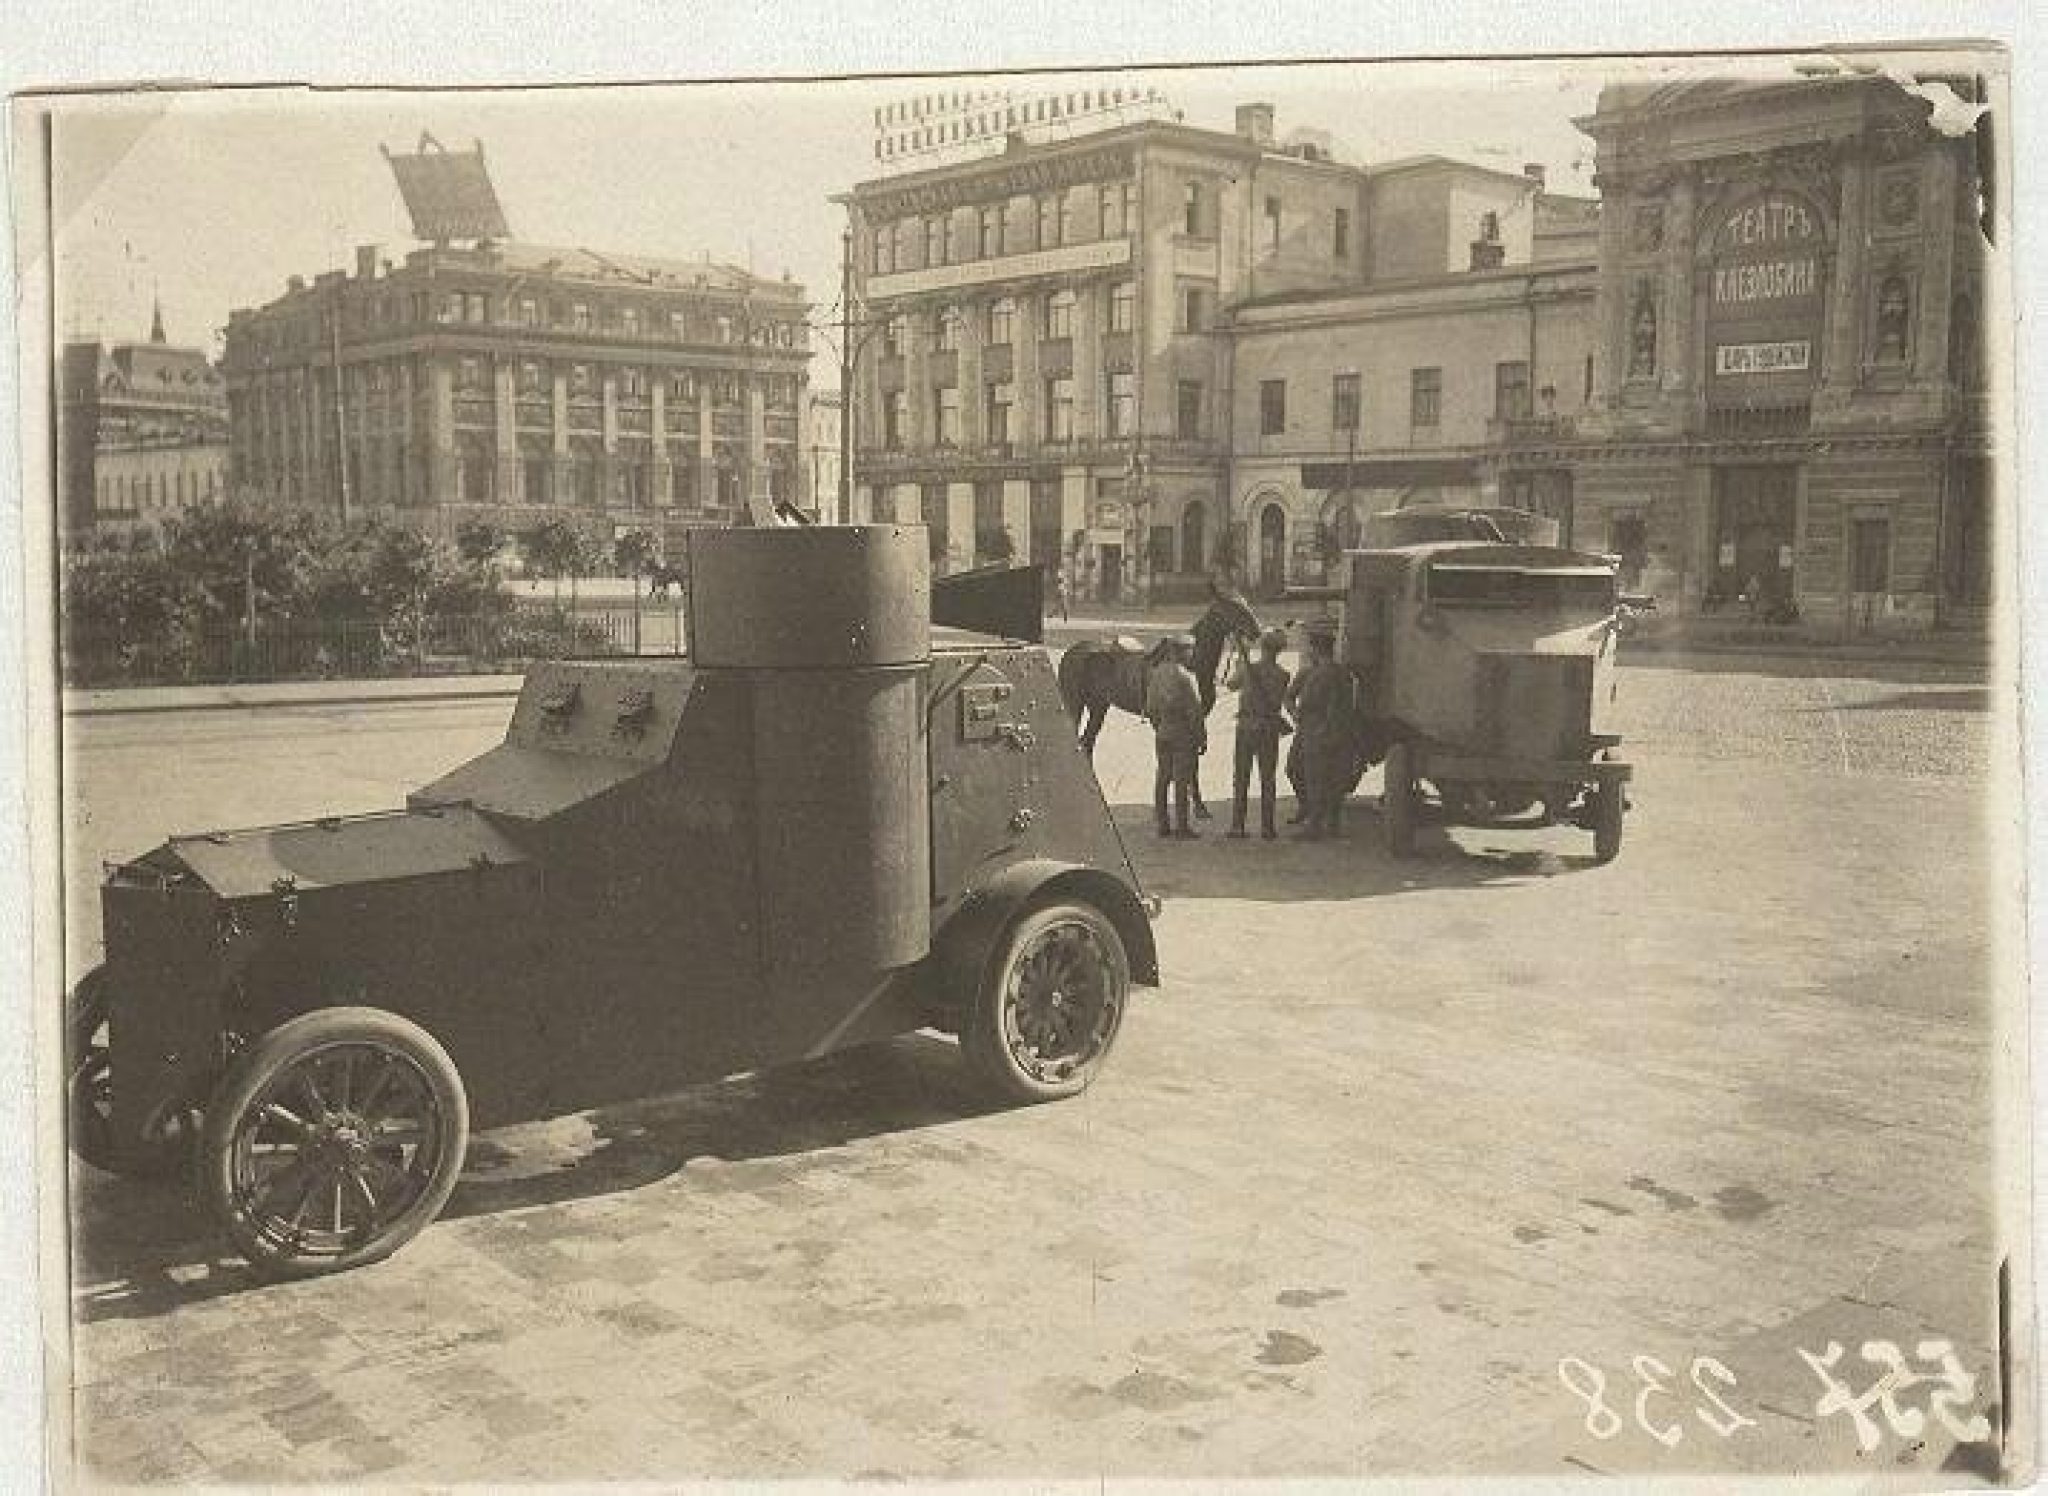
[53,654,2023,1486]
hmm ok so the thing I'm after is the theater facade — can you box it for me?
[1558,73,1995,635]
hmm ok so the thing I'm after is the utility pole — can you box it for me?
[838,228,855,525]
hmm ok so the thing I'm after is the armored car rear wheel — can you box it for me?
[963,900,1130,1104]
[66,967,187,1179]
[201,1007,468,1280]
[1592,782,1625,863]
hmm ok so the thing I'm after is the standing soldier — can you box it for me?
[1145,634,1205,839]
[1228,628,1292,840]
[1292,621,1354,840]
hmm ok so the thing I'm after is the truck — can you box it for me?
[68,525,1158,1278]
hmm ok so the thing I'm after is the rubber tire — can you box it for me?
[1593,782,1625,864]
[961,900,1131,1105]
[201,1006,468,1280]
[1383,741,1417,858]
[66,967,188,1179]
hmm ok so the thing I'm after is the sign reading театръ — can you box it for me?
[1708,190,1828,393]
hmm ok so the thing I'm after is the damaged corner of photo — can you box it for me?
[17,41,2037,1489]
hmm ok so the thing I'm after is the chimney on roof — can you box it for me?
[356,244,381,280]
[149,295,166,344]
[1236,103,1276,147]
[1523,162,1547,188]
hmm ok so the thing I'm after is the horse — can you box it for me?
[1055,587,1264,810]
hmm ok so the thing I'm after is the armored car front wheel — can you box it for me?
[963,901,1130,1104]
[201,1007,468,1280]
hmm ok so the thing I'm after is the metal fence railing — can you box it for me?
[62,599,690,689]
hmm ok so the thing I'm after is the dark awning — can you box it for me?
[1300,458,1480,491]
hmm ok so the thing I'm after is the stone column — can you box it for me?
[959,305,985,447]
[1819,145,1870,401]
[427,360,456,506]
[1660,172,1698,404]
[1588,182,1632,421]
[746,379,771,512]
[1001,478,1032,557]
[696,377,717,513]
[946,481,976,569]
[1015,295,1043,446]
[649,378,670,510]
[550,370,572,507]
[1912,148,1958,384]
[493,358,518,504]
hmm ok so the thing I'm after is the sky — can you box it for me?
[40,53,1855,390]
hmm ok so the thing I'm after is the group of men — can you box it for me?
[1144,620,1359,841]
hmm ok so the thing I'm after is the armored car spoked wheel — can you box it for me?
[201,1007,468,1280]
[964,901,1130,1104]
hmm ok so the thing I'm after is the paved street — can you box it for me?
[54,651,2019,1484]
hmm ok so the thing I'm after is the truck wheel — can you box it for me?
[66,967,187,1179]
[200,1007,468,1280]
[1383,741,1417,857]
[962,900,1130,1104]
[1593,783,1625,863]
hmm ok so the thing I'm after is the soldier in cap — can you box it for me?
[1291,618,1354,839]
[1227,627,1293,839]
[1144,633,1206,838]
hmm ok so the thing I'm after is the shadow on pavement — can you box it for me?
[70,1033,998,1323]
[1108,799,1608,902]
[1621,647,1989,686]
[1799,687,1992,713]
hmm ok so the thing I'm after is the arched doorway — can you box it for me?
[1182,500,1207,575]
[1319,491,1363,550]
[1257,504,1287,597]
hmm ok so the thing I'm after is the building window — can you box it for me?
[985,382,1013,446]
[456,356,485,392]
[1176,379,1203,440]
[883,316,906,358]
[1044,376,1075,441]
[668,371,697,403]
[464,292,489,323]
[1333,207,1350,261]
[936,306,963,352]
[1106,370,1135,438]
[1260,379,1287,436]
[1043,289,1075,341]
[873,225,893,274]
[618,367,648,401]
[571,302,592,331]
[518,360,547,397]
[1263,196,1282,254]
[1332,372,1361,432]
[1058,192,1077,245]
[518,296,540,326]
[715,315,735,344]
[925,214,948,267]
[1038,195,1061,250]
[1107,281,1135,334]
[1179,286,1210,332]
[1411,367,1442,428]
[934,385,962,446]
[882,389,907,449]
[619,306,641,337]
[1100,180,1136,238]
[893,221,913,270]
[1494,360,1532,421]
[570,363,595,396]
[979,204,1003,258]
[985,298,1016,346]
[1183,179,1205,236]
[669,310,688,340]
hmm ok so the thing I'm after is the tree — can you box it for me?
[454,519,506,570]
[613,527,659,579]
[518,519,597,605]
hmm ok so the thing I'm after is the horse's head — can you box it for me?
[1206,586,1263,644]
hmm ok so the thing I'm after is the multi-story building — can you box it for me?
[841,103,1369,598]
[60,306,230,536]
[221,243,810,553]
[1558,73,1993,634]
[804,388,843,522]
[1225,156,1600,591]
